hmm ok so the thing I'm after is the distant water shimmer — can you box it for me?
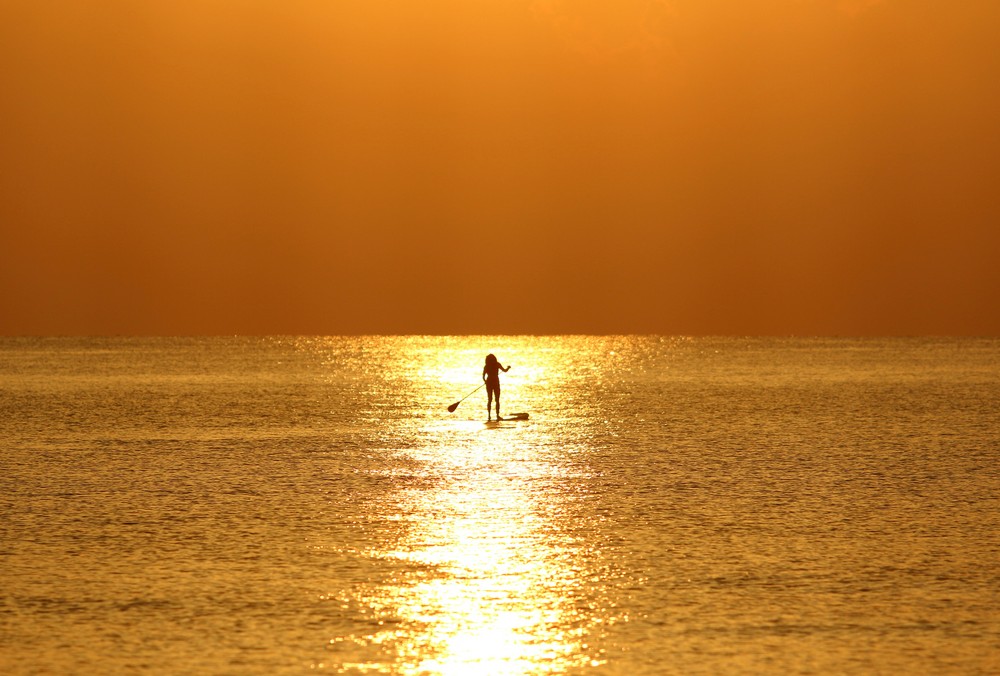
[2,336,999,674]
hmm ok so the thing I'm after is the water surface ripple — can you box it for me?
[1,337,998,673]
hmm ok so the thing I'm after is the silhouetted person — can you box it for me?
[483,353,510,421]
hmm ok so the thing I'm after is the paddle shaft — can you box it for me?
[448,382,484,412]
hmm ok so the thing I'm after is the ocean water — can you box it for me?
[1,336,998,674]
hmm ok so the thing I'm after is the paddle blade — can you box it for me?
[447,402,459,413]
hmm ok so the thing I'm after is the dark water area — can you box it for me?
[2,337,998,674]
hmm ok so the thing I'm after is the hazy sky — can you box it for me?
[2,0,998,335]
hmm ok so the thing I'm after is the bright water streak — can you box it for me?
[1,337,999,674]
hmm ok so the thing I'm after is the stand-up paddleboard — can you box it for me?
[484,413,529,426]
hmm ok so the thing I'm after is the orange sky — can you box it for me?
[2,0,998,335]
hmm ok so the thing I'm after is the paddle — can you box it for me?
[447,383,484,412]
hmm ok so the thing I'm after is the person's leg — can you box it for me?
[487,388,494,420]
[495,386,501,419]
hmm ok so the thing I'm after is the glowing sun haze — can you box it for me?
[1,0,998,335]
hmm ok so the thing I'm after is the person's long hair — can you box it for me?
[485,353,498,367]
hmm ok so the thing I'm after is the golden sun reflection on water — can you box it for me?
[336,445,602,674]
[375,476,596,675]
[332,338,613,674]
